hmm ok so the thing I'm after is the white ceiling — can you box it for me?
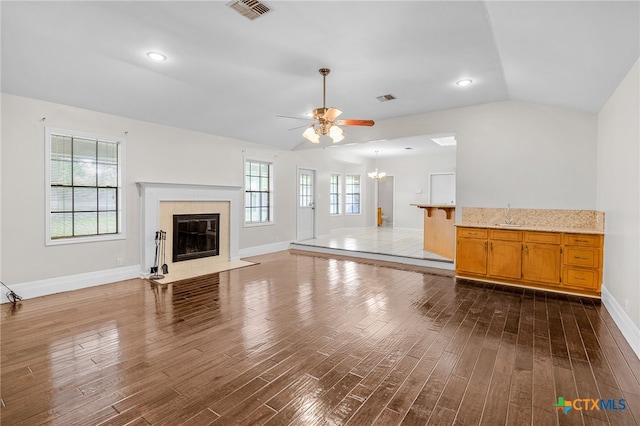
[2,1,638,154]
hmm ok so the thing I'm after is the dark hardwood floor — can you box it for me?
[1,250,639,425]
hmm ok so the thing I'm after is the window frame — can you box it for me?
[329,173,342,215]
[45,127,126,246]
[345,174,362,215]
[243,157,274,227]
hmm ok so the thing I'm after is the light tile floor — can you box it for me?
[295,226,452,262]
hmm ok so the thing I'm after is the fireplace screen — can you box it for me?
[173,213,220,262]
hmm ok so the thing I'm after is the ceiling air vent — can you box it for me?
[227,0,272,20]
[376,94,396,102]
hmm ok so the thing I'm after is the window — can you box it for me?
[245,159,273,224]
[345,174,361,215]
[46,128,124,244]
[330,174,341,215]
[299,172,313,207]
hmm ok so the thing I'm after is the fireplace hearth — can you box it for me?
[173,213,220,262]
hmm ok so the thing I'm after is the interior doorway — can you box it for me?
[377,176,394,227]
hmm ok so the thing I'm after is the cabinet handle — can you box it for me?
[575,239,589,243]
[574,256,589,260]
[490,242,493,251]
[524,245,529,254]
[574,276,585,280]
[484,241,487,251]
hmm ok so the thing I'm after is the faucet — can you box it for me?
[505,203,513,224]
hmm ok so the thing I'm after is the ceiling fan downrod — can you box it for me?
[319,68,330,110]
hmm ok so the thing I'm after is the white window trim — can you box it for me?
[330,173,343,216]
[45,127,126,246]
[345,173,362,216]
[243,156,275,227]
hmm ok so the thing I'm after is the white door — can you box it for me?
[297,168,315,241]
[430,172,456,205]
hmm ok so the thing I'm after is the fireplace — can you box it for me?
[173,213,220,262]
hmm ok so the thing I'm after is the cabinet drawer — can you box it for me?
[524,231,562,244]
[458,228,487,239]
[564,234,601,247]
[563,268,598,291]
[489,229,522,241]
[563,247,600,268]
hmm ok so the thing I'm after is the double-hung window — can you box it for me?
[245,159,273,225]
[46,128,124,244]
[330,174,341,215]
[345,174,361,215]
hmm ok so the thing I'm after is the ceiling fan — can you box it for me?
[283,68,375,144]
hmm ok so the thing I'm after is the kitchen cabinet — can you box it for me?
[487,230,522,280]
[455,226,603,298]
[562,233,602,292]
[522,231,562,284]
[455,227,487,275]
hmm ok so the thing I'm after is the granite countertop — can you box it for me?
[411,204,456,208]
[455,223,604,235]
[457,207,605,235]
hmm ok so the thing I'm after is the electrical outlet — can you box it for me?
[116,257,123,267]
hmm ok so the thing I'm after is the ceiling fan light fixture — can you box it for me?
[296,68,374,144]
[303,126,320,144]
[329,125,344,143]
[456,79,473,87]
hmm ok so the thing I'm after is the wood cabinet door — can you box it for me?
[456,238,487,275]
[487,240,522,279]
[522,243,561,284]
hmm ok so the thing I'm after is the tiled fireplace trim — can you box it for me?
[136,182,242,276]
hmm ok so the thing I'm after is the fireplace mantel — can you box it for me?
[137,182,242,275]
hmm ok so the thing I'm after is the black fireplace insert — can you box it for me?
[172,213,220,262]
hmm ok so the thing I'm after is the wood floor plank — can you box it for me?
[1,251,638,425]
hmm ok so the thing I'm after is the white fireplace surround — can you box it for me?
[137,182,242,275]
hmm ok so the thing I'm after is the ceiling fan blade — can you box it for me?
[334,119,375,127]
[288,123,313,131]
[277,114,313,121]
[324,107,342,121]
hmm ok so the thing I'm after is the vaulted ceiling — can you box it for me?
[2,1,638,152]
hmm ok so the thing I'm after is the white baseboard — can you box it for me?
[0,265,141,304]
[601,285,640,360]
[238,241,293,258]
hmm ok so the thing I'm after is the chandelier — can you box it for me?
[368,150,387,180]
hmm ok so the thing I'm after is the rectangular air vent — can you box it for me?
[227,0,271,20]
[376,94,396,102]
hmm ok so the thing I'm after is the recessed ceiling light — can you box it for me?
[431,136,457,146]
[146,51,167,61]
[456,79,472,87]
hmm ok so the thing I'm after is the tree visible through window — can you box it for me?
[345,174,361,214]
[245,159,273,224]
[48,130,122,241]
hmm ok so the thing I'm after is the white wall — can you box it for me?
[596,58,640,352]
[365,100,598,219]
[377,153,456,230]
[0,94,302,284]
